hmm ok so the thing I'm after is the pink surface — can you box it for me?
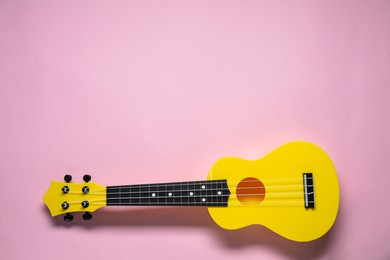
[1,1,389,259]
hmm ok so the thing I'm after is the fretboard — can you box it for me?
[106,180,230,207]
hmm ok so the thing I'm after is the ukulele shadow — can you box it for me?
[44,203,343,260]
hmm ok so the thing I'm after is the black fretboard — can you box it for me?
[106,180,230,207]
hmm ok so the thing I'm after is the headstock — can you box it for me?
[43,175,106,221]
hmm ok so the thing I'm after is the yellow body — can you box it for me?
[207,141,340,242]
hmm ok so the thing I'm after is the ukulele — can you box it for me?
[43,141,340,242]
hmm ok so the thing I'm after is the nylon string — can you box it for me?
[63,178,313,207]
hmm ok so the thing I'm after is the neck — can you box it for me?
[106,180,230,207]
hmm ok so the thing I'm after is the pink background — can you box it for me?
[1,1,389,259]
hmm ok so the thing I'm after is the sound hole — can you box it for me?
[236,177,266,206]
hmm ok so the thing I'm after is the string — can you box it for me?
[65,189,305,197]
[62,179,312,208]
[66,192,306,205]
[67,199,312,207]
[63,185,313,198]
[75,183,307,195]
[59,174,317,210]
[223,177,310,184]
[83,177,310,192]
[107,193,304,199]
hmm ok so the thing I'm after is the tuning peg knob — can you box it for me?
[61,201,69,209]
[81,200,89,208]
[64,213,73,222]
[64,175,72,183]
[62,186,70,194]
[82,212,93,221]
[82,186,90,194]
[83,175,91,183]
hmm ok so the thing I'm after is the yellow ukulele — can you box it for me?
[43,141,340,242]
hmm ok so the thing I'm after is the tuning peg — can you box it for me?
[62,186,70,194]
[61,201,69,209]
[83,174,91,183]
[81,200,89,208]
[82,212,93,221]
[82,186,90,194]
[64,213,73,222]
[64,175,72,183]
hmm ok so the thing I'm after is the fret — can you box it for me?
[149,184,159,206]
[120,186,130,205]
[107,186,120,205]
[163,183,168,205]
[159,183,165,205]
[106,180,230,207]
[148,184,150,206]
[194,182,200,205]
[140,185,149,205]
[187,182,190,205]
[200,181,207,205]
[211,180,217,206]
[217,180,222,205]
[166,182,174,205]
[180,182,183,206]
[131,185,140,205]
[173,182,181,205]
[188,181,196,205]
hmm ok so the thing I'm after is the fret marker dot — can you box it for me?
[201,185,206,189]
[190,192,194,196]
[217,191,222,195]
[168,192,173,197]
[152,193,156,197]
[202,198,206,202]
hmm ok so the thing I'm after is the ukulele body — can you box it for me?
[207,141,339,242]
